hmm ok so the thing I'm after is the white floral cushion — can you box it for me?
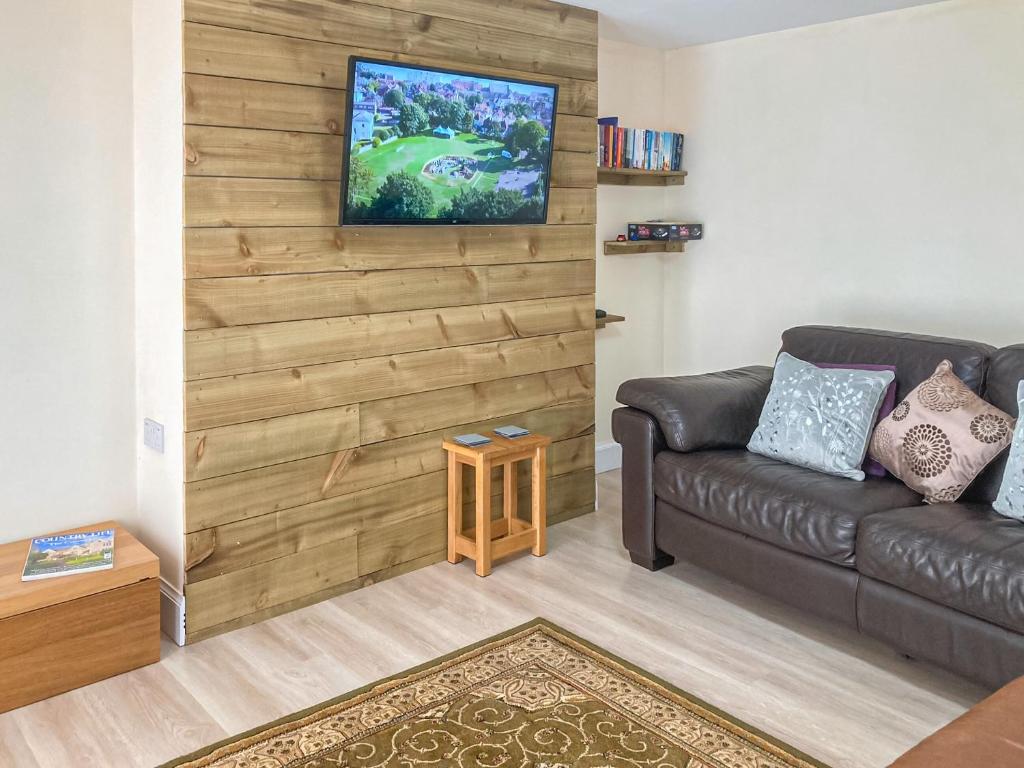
[747,352,895,481]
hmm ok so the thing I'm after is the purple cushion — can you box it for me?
[816,362,898,477]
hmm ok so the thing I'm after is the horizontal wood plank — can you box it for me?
[183,24,598,116]
[185,261,594,329]
[184,224,595,279]
[549,150,597,189]
[185,404,359,481]
[554,114,598,153]
[544,187,595,226]
[357,508,446,577]
[186,470,447,581]
[186,440,592,583]
[360,364,594,444]
[183,177,595,227]
[186,296,594,379]
[185,74,345,135]
[186,330,594,430]
[545,466,596,518]
[184,550,442,643]
[185,125,343,180]
[185,399,594,532]
[352,0,597,46]
[539,433,593,479]
[184,536,358,634]
[185,22,350,89]
[184,125,595,184]
[184,0,597,81]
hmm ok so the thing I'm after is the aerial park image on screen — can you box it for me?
[341,58,558,225]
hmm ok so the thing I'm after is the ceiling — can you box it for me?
[572,0,949,49]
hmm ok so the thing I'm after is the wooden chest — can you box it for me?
[0,521,160,713]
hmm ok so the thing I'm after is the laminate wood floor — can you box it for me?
[0,471,986,768]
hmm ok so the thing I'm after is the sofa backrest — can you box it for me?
[780,325,995,403]
[969,345,1024,502]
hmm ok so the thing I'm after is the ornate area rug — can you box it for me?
[163,619,827,768]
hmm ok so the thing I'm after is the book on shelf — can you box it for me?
[22,529,115,581]
[597,116,684,172]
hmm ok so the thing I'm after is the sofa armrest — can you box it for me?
[611,407,673,570]
[615,366,774,453]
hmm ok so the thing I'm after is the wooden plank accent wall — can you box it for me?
[182,0,597,641]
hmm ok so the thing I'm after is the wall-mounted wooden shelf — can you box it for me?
[597,168,687,186]
[596,314,625,329]
[603,240,685,255]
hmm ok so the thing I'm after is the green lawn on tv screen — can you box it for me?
[350,132,544,215]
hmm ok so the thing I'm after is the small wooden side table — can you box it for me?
[443,431,552,576]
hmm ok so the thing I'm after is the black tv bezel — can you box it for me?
[338,56,559,227]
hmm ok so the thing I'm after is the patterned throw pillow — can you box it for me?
[868,360,1015,503]
[748,352,896,481]
[816,362,897,477]
[994,381,1024,520]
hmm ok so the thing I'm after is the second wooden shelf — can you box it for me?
[604,240,686,255]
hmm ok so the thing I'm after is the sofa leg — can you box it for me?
[629,551,675,571]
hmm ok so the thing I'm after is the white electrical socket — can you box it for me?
[144,418,165,453]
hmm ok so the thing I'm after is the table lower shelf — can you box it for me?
[452,517,538,561]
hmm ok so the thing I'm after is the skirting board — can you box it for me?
[160,579,186,647]
[595,441,622,474]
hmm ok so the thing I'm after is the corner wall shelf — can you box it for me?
[603,240,685,255]
[597,168,687,186]
[596,314,625,329]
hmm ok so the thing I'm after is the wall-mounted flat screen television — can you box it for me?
[339,57,558,226]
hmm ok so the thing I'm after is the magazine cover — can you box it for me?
[22,529,115,581]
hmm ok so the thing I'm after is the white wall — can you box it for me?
[595,40,685,452]
[661,0,1024,374]
[133,0,185,595]
[0,1,137,541]
[0,2,184,624]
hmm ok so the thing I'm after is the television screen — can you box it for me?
[340,58,558,226]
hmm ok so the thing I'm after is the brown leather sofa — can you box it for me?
[614,326,1024,689]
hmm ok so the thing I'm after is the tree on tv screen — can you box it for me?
[398,102,430,137]
[441,100,473,133]
[507,102,531,119]
[442,187,541,221]
[506,119,548,159]
[347,154,375,201]
[411,92,472,133]
[364,171,434,219]
[383,87,405,108]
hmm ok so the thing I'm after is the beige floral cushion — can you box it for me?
[869,360,1015,503]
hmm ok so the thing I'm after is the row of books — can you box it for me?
[597,116,684,172]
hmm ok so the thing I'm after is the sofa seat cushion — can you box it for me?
[653,450,922,566]
[858,504,1024,633]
